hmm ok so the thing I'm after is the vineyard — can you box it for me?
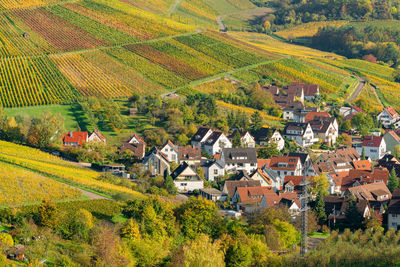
[0,162,81,206]
[0,141,145,200]
[276,21,349,40]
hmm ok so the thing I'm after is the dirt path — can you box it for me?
[348,76,366,103]
[370,83,384,106]
[75,188,108,200]
[166,0,184,14]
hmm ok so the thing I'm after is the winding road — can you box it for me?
[348,76,366,103]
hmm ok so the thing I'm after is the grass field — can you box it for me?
[276,21,349,40]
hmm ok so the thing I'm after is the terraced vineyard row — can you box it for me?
[0,140,145,199]
[0,161,81,205]
[0,31,277,107]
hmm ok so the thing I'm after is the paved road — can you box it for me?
[348,76,366,103]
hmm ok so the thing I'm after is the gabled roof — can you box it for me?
[341,168,390,191]
[121,142,146,159]
[171,162,200,181]
[161,140,178,153]
[290,82,319,96]
[204,131,223,146]
[362,136,384,147]
[283,122,309,135]
[382,106,400,120]
[191,127,211,142]
[228,129,253,140]
[257,159,271,168]
[144,147,169,163]
[385,130,400,143]
[236,186,276,205]
[282,101,304,111]
[309,117,336,134]
[252,127,278,142]
[288,152,309,166]
[305,112,331,123]
[347,181,391,201]
[250,168,272,185]
[222,148,257,164]
[89,129,106,142]
[128,134,146,145]
[319,147,360,162]
[269,156,301,171]
[224,180,261,197]
[179,146,201,161]
[62,131,88,146]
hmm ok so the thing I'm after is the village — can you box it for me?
[57,82,400,231]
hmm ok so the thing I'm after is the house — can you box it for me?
[62,131,88,147]
[220,147,257,174]
[287,83,305,103]
[282,102,305,120]
[377,106,400,128]
[340,168,390,192]
[378,154,400,177]
[7,244,25,261]
[203,131,232,156]
[268,156,303,180]
[259,165,282,192]
[309,117,339,145]
[228,130,256,148]
[201,160,225,182]
[324,196,370,223]
[142,147,170,176]
[87,129,106,144]
[191,127,213,148]
[121,134,147,159]
[317,147,360,163]
[384,130,400,153]
[232,186,277,213]
[289,82,320,102]
[288,152,312,172]
[345,181,392,203]
[341,106,365,121]
[253,127,285,150]
[283,122,318,147]
[178,146,201,166]
[278,192,301,217]
[388,189,400,230]
[200,188,224,202]
[356,136,387,160]
[283,175,311,194]
[171,162,204,193]
[160,140,179,163]
[249,168,273,187]
[304,111,331,123]
[222,180,261,199]
[293,108,317,123]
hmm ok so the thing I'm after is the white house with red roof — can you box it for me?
[62,131,88,147]
[268,156,303,181]
[357,136,387,160]
[88,129,106,144]
[378,106,400,128]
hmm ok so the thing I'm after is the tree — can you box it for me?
[225,241,252,267]
[271,219,300,250]
[393,144,400,159]
[361,147,366,160]
[250,111,263,133]
[344,198,364,230]
[388,168,399,192]
[121,218,141,240]
[312,173,330,196]
[164,175,178,195]
[232,131,242,148]
[0,233,13,247]
[70,209,94,241]
[27,112,64,148]
[314,193,327,225]
[178,234,225,267]
[175,197,221,239]
[35,200,59,228]
[257,142,279,158]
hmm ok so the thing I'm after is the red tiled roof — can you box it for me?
[384,106,400,120]
[236,186,276,205]
[257,159,271,168]
[352,160,372,170]
[305,112,331,123]
[91,129,106,142]
[363,136,383,147]
[269,156,300,171]
[62,131,88,147]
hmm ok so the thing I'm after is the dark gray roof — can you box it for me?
[288,152,309,166]
[191,127,211,142]
[222,148,257,164]
[204,131,223,146]
[171,162,190,179]
[253,127,276,142]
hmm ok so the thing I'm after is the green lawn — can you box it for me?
[4,104,87,131]
[308,232,330,238]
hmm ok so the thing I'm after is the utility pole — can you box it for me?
[299,161,310,256]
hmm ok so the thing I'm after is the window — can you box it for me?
[181,183,187,186]
[172,155,176,160]
[214,169,218,175]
